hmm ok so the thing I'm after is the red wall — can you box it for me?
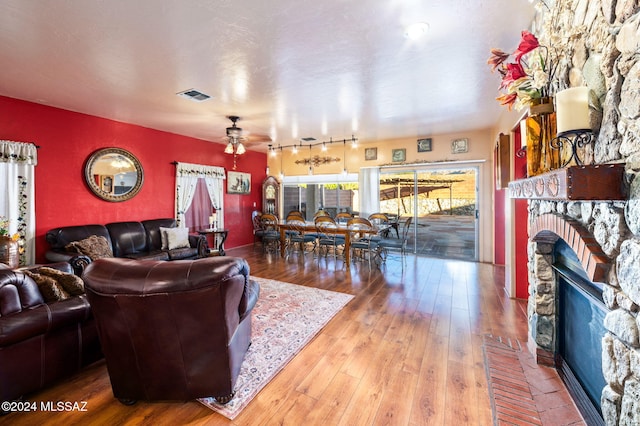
[494,142,506,265]
[0,96,266,263]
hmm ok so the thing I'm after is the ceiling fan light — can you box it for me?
[224,142,234,154]
[404,22,429,40]
[227,128,242,138]
[236,142,246,155]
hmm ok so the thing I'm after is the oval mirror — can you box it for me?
[84,148,144,202]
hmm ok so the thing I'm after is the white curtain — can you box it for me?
[358,166,380,218]
[0,141,38,265]
[175,162,225,227]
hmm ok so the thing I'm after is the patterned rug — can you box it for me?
[198,276,354,419]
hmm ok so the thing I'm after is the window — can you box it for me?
[282,174,358,220]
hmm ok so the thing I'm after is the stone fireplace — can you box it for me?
[503,1,640,424]
[525,197,640,424]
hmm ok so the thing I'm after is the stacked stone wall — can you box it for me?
[527,1,640,424]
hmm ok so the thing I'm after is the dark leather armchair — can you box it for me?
[0,262,101,403]
[82,256,260,404]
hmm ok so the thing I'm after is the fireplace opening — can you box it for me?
[553,239,607,426]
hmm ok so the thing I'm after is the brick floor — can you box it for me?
[483,335,586,426]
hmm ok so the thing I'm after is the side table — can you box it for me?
[197,229,229,256]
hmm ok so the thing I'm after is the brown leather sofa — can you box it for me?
[0,262,102,404]
[83,256,259,404]
[45,218,208,274]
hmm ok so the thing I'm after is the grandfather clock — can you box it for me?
[262,176,280,217]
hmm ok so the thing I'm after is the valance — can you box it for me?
[175,162,225,179]
[0,141,38,165]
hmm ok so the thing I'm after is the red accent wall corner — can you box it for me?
[0,95,266,263]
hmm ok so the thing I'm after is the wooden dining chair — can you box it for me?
[285,218,316,257]
[251,210,264,246]
[259,213,280,253]
[347,217,378,267]
[334,212,352,224]
[286,210,305,220]
[314,216,345,260]
[313,209,330,219]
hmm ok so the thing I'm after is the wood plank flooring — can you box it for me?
[4,246,541,425]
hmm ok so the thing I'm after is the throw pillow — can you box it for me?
[164,227,190,250]
[36,266,85,296]
[159,226,171,250]
[23,270,70,302]
[65,235,113,260]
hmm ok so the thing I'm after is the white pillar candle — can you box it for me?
[520,119,527,148]
[556,87,591,134]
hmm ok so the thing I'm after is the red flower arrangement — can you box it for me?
[488,30,555,111]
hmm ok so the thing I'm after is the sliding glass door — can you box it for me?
[379,165,478,261]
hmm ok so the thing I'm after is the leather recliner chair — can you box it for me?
[82,256,259,404]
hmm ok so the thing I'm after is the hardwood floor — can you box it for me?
[4,246,531,426]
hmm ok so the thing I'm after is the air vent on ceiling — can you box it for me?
[301,137,316,142]
[176,89,211,102]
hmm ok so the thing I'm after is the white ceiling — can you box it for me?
[0,0,535,151]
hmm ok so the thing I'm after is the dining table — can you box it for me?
[276,220,387,267]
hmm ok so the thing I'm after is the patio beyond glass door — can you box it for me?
[379,167,478,261]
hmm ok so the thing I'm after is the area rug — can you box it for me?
[198,276,354,419]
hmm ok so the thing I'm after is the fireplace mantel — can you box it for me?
[508,164,626,201]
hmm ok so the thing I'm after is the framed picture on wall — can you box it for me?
[452,138,469,154]
[417,138,432,152]
[227,171,251,194]
[365,147,377,161]
[391,148,406,163]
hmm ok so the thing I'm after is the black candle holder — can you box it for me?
[550,129,596,167]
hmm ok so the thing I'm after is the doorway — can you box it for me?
[379,165,478,261]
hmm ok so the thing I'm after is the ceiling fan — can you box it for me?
[223,115,272,148]
[223,116,246,170]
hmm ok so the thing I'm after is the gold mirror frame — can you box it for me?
[84,148,144,202]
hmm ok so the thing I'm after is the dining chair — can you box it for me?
[314,216,345,260]
[287,210,305,220]
[347,217,378,267]
[376,216,413,264]
[251,210,264,246]
[259,213,280,253]
[313,209,330,220]
[368,212,391,239]
[334,212,352,225]
[285,218,316,257]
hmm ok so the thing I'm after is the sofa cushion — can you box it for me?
[159,226,171,249]
[143,218,176,251]
[105,222,149,257]
[22,270,70,302]
[162,227,190,250]
[167,247,198,260]
[36,267,85,296]
[65,235,114,260]
[46,225,111,250]
[124,251,170,261]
